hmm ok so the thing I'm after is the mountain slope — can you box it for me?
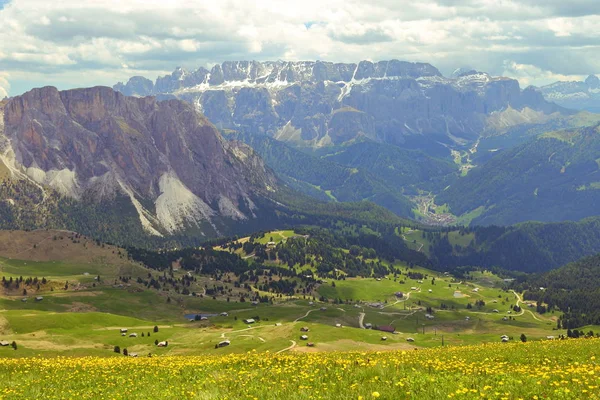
[227,132,416,216]
[437,124,600,225]
[517,253,600,328]
[0,86,284,241]
[423,217,600,273]
[114,61,567,150]
[322,140,456,193]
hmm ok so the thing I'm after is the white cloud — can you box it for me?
[0,0,599,95]
[0,72,10,98]
[502,60,585,86]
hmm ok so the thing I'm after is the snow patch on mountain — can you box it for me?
[155,172,216,234]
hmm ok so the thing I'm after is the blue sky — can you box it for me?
[0,0,599,97]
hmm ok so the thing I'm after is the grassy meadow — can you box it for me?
[1,339,599,399]
[0,229,594,399]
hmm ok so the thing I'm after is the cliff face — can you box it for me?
[115,61,566,147]
[1,86,278,237]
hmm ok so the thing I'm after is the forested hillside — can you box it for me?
[322,140,456,193]
[438,125,600,226]
[228,132,415,216]
[516,253,600,329]
[427,217,600,272]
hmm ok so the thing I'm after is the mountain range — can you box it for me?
[1,59,599,247]
[114,60,567,151]
[539,75,600,112]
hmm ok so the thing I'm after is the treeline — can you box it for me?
[427,217,600,272]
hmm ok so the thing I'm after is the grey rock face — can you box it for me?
[113,76,154,97]
[2,86,278,236]
[114,60,564,147]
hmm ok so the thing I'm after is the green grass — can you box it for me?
[254,230,297,245]
[456,206,486,226]
[0,339,598,399]
[0,250,562,359]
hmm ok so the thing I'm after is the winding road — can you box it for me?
[276,340,297,354]
[512,290,549,322]
[294,309,317,322]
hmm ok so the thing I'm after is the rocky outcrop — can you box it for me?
[1,86,278,237]
[114,61,565,147]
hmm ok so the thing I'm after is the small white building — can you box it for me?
[300,335,308,340]
[406,337,415,342]
[243,319,256,324]
[129,333,137,338]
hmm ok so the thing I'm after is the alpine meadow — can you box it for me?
[1,1,600,399]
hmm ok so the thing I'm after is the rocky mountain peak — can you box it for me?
[585,75,600,89]
[1,86,278,237]
[113,60,566,148]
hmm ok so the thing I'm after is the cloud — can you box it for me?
[0,0,600,95]
[502,60,585,87]
[0,72,10,97]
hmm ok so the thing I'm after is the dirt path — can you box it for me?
[276,340,296,354]
[220,326,258,339]
[358,312,366,329]
[512,291,550,323]
[11,235,54,259]
[238,334,266,343]
[511,290,525,316]
[294,309,317,322]
[401,233,425,253]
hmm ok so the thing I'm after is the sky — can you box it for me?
[1,0,600,97]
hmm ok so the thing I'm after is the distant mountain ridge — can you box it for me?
[539,75,600,112]
[114,60,567,149]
